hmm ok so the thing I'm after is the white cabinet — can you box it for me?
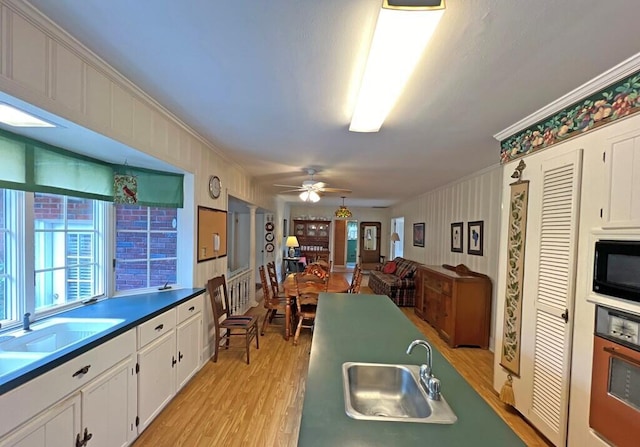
[81,356,137,447]
[0,394,81,447]
[137,295,203,433]
[176,300,203,390]
[0,330,136,447]
[137,328,176,431]
[0,294,204,446]
[604,131,640,227]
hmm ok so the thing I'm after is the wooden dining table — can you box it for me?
[281,272,350,341]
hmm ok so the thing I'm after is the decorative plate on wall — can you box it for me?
[265,222,274,232]
[265,243,274,252]
[265,232,274,242]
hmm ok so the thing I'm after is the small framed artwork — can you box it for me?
[467,220,484,256]
[451,222,463,253]
[413,222,425,247]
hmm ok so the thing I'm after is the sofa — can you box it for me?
[368,257,422,307]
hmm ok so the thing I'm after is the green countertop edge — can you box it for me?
[298,293,525,447]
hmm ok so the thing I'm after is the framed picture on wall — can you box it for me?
[413,222,425,247]
[467,220,484,256]
[451,222,463,253]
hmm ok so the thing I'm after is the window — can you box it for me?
[115,205,177,291]
[0,189,12,322]
[33,193,104,312]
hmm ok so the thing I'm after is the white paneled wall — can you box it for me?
[0,0,276,367]
[390,165,503,349]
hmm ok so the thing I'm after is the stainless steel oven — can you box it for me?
[590,305,640,447]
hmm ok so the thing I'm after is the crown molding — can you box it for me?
[494,51,640,142]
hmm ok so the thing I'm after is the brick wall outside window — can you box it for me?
[116,205,177,291]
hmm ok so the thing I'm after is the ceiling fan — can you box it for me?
[274,169,352,202]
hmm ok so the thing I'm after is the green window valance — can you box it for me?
[0,127,183,208]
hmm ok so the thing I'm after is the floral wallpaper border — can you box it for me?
[500,71,640,163]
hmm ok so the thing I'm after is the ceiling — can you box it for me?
[19,0,640,207]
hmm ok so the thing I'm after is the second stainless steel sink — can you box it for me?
[342,362,457,424]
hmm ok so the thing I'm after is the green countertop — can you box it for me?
[298,293,525,447]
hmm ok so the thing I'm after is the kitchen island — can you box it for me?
[298,293,525,446]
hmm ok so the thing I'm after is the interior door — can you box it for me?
[522,149,583,446]
[333,219,346,267]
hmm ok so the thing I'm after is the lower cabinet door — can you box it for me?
[81,356,138,447]
[176,313,202,391]
[0,394,81,447]
[137,330,177,432]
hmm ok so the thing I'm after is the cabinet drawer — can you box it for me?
[177,295,203,323]
[137,309,176,349]
[424,275,443,292]
[441,279,452,296]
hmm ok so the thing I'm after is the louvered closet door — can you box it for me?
[528,149,582,446]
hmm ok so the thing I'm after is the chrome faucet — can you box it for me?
[406,339,441,400]
[23,312,32,332]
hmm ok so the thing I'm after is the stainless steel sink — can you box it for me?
[342,362,457,424]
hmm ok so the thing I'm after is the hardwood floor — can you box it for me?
[133,276,551,447]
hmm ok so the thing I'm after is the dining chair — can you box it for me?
[206,274,259,364]
[348,264,363,293]
[258,265,288,337]
[292,271,329,345]
[266,261,286,300]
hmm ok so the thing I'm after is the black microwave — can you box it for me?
[593,240,640,302]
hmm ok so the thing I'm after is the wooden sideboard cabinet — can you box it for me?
[415,264,491,348]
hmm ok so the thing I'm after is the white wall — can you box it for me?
[390,165,503,349]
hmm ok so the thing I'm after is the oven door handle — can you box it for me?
[603,346,640,367]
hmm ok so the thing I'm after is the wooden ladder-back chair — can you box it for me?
[206,274,259,364]
[292,271,329,345]
[348,264,363,293]
[266,261,285,299]
[258,265,287,336]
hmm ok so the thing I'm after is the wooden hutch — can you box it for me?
[293,219,331,263]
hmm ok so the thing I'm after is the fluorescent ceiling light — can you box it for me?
[0,103,55,127]
[299,190,320,203]
[349,2,445,132]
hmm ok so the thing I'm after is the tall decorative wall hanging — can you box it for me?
[113,163,138,204]
[499,159,529,406]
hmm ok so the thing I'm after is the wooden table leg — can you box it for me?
[285,296,291,341]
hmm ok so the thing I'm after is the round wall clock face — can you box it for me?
[208,175,221,199]
[265,232,274,242]
[265,243,274,252]
[265,222,274,231]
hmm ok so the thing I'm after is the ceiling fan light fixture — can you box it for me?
[300,190,320,203]
[334,196,353,218]
[349,1,445,132]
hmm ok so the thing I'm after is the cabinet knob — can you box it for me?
[178,351,184,362]
[172,356,177,367]
[155,323,164,331]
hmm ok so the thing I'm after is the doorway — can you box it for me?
[346,221,358,267]
[390,217,404,259]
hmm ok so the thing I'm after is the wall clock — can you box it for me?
[208,175,221,199]
[265,232,274,242]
